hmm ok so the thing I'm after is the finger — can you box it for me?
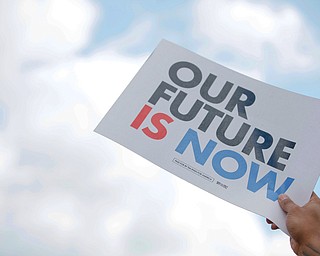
[278,194,297,213]
[266,218,272,224]
[290,237,299,255]
[266,219,279,230]
[271,223,279,230]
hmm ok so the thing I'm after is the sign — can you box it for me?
[95,40,320,234]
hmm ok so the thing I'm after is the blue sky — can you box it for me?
[0,0,320,255]
[87,0,193,51]
[85,0,320,97]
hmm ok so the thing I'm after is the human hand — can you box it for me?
[268,193,320,255]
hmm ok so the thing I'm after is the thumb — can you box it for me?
[278,194,297,213]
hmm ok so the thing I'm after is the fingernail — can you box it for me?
[278,194,288,201]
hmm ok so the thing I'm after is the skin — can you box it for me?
[267,193,320,256]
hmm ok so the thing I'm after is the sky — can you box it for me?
[0,0,320,255]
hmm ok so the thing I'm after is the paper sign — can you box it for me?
[95,40,320,234]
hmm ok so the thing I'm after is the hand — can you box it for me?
[268,193,320,255]
[279,193,320,255]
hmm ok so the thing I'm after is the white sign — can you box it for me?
[95,40,320,234]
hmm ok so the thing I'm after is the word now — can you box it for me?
[175,128,295,201]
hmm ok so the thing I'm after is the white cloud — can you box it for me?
[0,0,300,255]
[72,51,146,114]
[3,0,97,65]
[193,0,320,73]
[169,178,293,256]
[0,1,185,255]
